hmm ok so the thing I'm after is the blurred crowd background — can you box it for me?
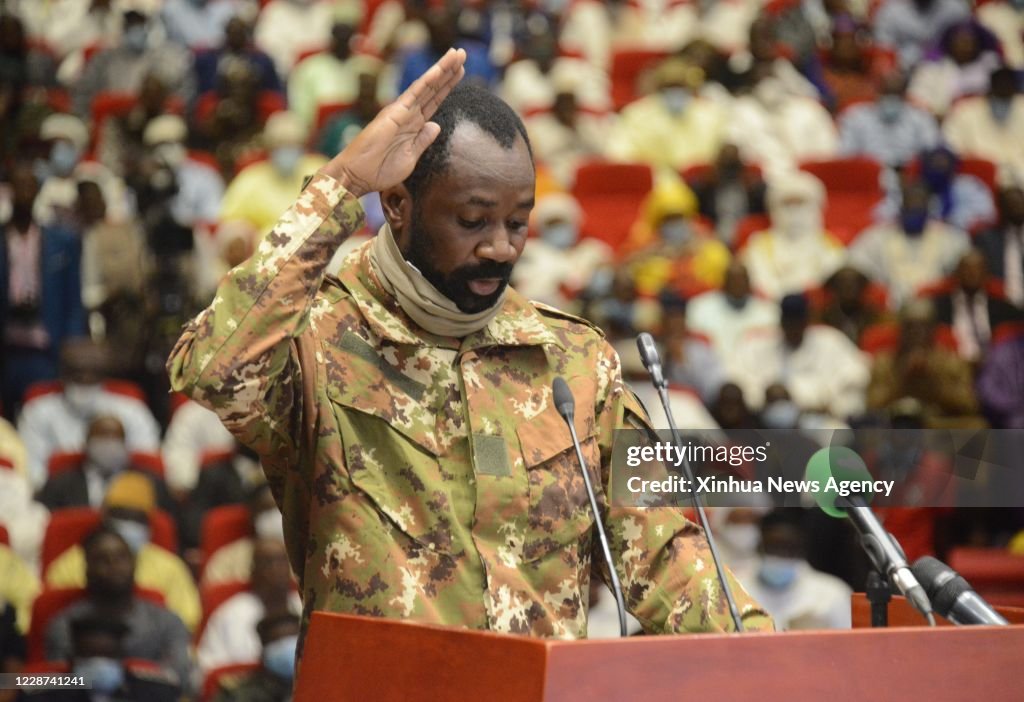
[1,0,1024,698]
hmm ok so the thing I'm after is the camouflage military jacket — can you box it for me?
[167,173,772,641]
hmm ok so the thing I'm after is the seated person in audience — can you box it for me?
[98,73,173,178]
[727,71,838,177]
[45,473,200,633]
[315,72,382,158]
[44,526,194,691]
[707,503,772,584]
[819,265,891,345]
[724,16,822,101]
[838,71,941,167]
[254,0,349,78]
[510,193,611,312]
[287,21,382,129]
[728,293,870,419]
[933,249,1024,363]
[740,171,844,300]
[1,164,85,420]
[686,144,767,247]
[866,299,981,422]
[907,20,1002,118]
[197,538,301,674]
[17,338,160,490]
[977,0,1024,69]
[73,9,194,119]
[873,0,970,69]
[743,510,852,630]
[210,612,299,702]
[180,441,264,553]
[875,147,996,232]
[607,58,726,172]
[820,15,884,113]
[975,181,1024,307]
[203,482,283,587]
[395,6,495,93]
[34,113,130,229]
[622,178,730,298]
[0,540,39,637]
[686,262,779,366]
[977,332,1024,429]
[0,416,48,572]
[196,15,282,97]
[851,179,970,309]
[709,382,760,431]
[659,295,725,403]
[523,86,610,188]
[162,399,238,496]
[943,67,1024,179]
[218,111,327,237]
[36,415,173,512]
[161,0,254,51]
[26,615,181,702]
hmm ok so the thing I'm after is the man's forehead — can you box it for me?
[441,122,535,193]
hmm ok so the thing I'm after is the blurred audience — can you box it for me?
[975,182,1024,307]
[686,144,767,246]
[210,612,298,702]
[203,482,282,587]
[194,15,282,96]
[943,66,1024,179]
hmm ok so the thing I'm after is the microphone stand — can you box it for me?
[866,569,891,628]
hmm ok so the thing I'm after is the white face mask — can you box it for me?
[540,222,578,250]
[270,146,303,176]
[773,202,821,238]
[718,523,760,555]
[109,517,150,553]
[86,438,129,476]
[255,509,285,540]
[64,383,103,417]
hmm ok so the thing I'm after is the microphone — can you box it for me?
[805,447,935,624]
[911,556,1009,626]
[551,377,628,638]
[633,334,745,632]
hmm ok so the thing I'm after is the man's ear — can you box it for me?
[380,184,413,241]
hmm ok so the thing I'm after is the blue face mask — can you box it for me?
[50,141,81,177]
[989,97,1012,123]
[659,219,691,245]
[900,208,928,236]
[108,518,150,554]
[877,95,903,123]
[74,657,124,694]
[540,222,578,250]
[122,25,148,52]
[262,635,298,680]
[758,555,801,590]
[270,146,303,176]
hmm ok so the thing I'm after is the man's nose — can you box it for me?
[476,227,517,264]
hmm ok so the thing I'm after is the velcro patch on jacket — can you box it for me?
[472,433,511,477]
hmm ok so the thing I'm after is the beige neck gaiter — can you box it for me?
[368,224,506,338]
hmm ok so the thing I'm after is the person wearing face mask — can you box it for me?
[73,10,195,121]
[218,111,327,237]
[686,261,779,365]
[707,503,771,584]
[944,67,1024,179]
[44,472,202,634]
[607,58,726,171]
[201,482,286,587]
[727,293,870,419]
[22,615,182,702]
[623,178,730,299]
[743,510,852,630]
[161,0,255,51]
[839,71,941,168]
[211,613,300,702]
[510,193,611,311]
[17,338,160,490]
[851,179,970,309]
[0,164,85,421]
[255,0,358,78]
[523,85,611,188]
[198,538,302,675]
[687,144,768,246]
[741,171,844,300]
[44,526,195,695]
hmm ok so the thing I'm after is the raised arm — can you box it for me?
[166,49,467,458]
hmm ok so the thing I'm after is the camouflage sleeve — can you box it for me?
[166,174,365,459]
[593,342,774,634]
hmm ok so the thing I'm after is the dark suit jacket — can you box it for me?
[975,226,1021,282]
[36,465,176,515]
[0,223,86,357]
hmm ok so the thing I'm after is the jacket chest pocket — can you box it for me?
[515,376,602,563]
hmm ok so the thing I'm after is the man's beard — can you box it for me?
[405,215,514,314]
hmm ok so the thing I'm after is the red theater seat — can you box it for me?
[200,505,253,576]
[948,547,1024,607]
[197,580,250,641]
[609,49,671,110]
[859,322,958,355]
[41,507,179,576]
[571,161,653,252]
[800,157,884,245]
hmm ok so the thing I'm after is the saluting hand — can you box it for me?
[320,48,466,198]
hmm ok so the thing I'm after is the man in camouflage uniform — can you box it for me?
[168,49,771,644]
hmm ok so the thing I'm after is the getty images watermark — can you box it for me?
[609,428,1024,509]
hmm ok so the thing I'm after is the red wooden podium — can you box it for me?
[295,602,1024,702]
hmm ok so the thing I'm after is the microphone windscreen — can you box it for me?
[552,377,575,420]
[636,333,660,370]
[804,446,872,518]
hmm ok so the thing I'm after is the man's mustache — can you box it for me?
[450,261,514,285]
